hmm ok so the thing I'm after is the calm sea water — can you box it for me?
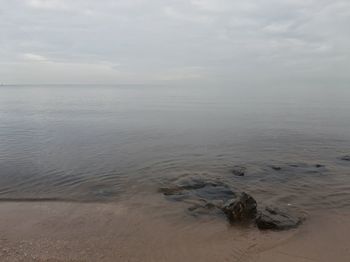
[0,85,350,210]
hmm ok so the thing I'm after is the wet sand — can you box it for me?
[0,200,349,262]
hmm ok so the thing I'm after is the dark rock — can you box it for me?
[159,187,182,196]
[288,164,300,167]
[283,162,328,176]
[271,165,282,171]
[231,166,246,176]
[256,206,301,230]
[222,192,257,223]
[340,155,350,161]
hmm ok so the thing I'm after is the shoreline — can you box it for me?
[0,200,349,262]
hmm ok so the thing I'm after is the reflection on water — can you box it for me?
[0,85,350,211]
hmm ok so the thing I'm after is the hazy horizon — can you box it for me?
[1,0,350,86]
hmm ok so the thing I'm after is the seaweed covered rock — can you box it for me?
[222,192,257,223]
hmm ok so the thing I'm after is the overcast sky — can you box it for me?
[1,0,350,85]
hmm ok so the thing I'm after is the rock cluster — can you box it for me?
[221,192,301,230]
[160,177,301,231]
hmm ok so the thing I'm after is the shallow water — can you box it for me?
[0,84,350,212]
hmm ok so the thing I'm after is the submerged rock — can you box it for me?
[279,162,329,176]
[340,155,350,161]
[271,165,282,171]
[159,176,236,204]
[256,206,301,230]
[160,176,237,218]
[159,187,183,196]
[187,201,224,217]
[222,192,257,223]
[231,166,246,176]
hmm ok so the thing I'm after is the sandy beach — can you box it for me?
[0,200,349,262]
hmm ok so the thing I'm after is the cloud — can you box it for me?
[21,53,48,62]
[163,6,212,24]
[26,0,68,10]
[0,0,349,85]
[191,0,257,13]
[263,22,295,34]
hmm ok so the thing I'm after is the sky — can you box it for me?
[0,0,350,85]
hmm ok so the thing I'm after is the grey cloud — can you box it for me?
[0,0,349,85]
